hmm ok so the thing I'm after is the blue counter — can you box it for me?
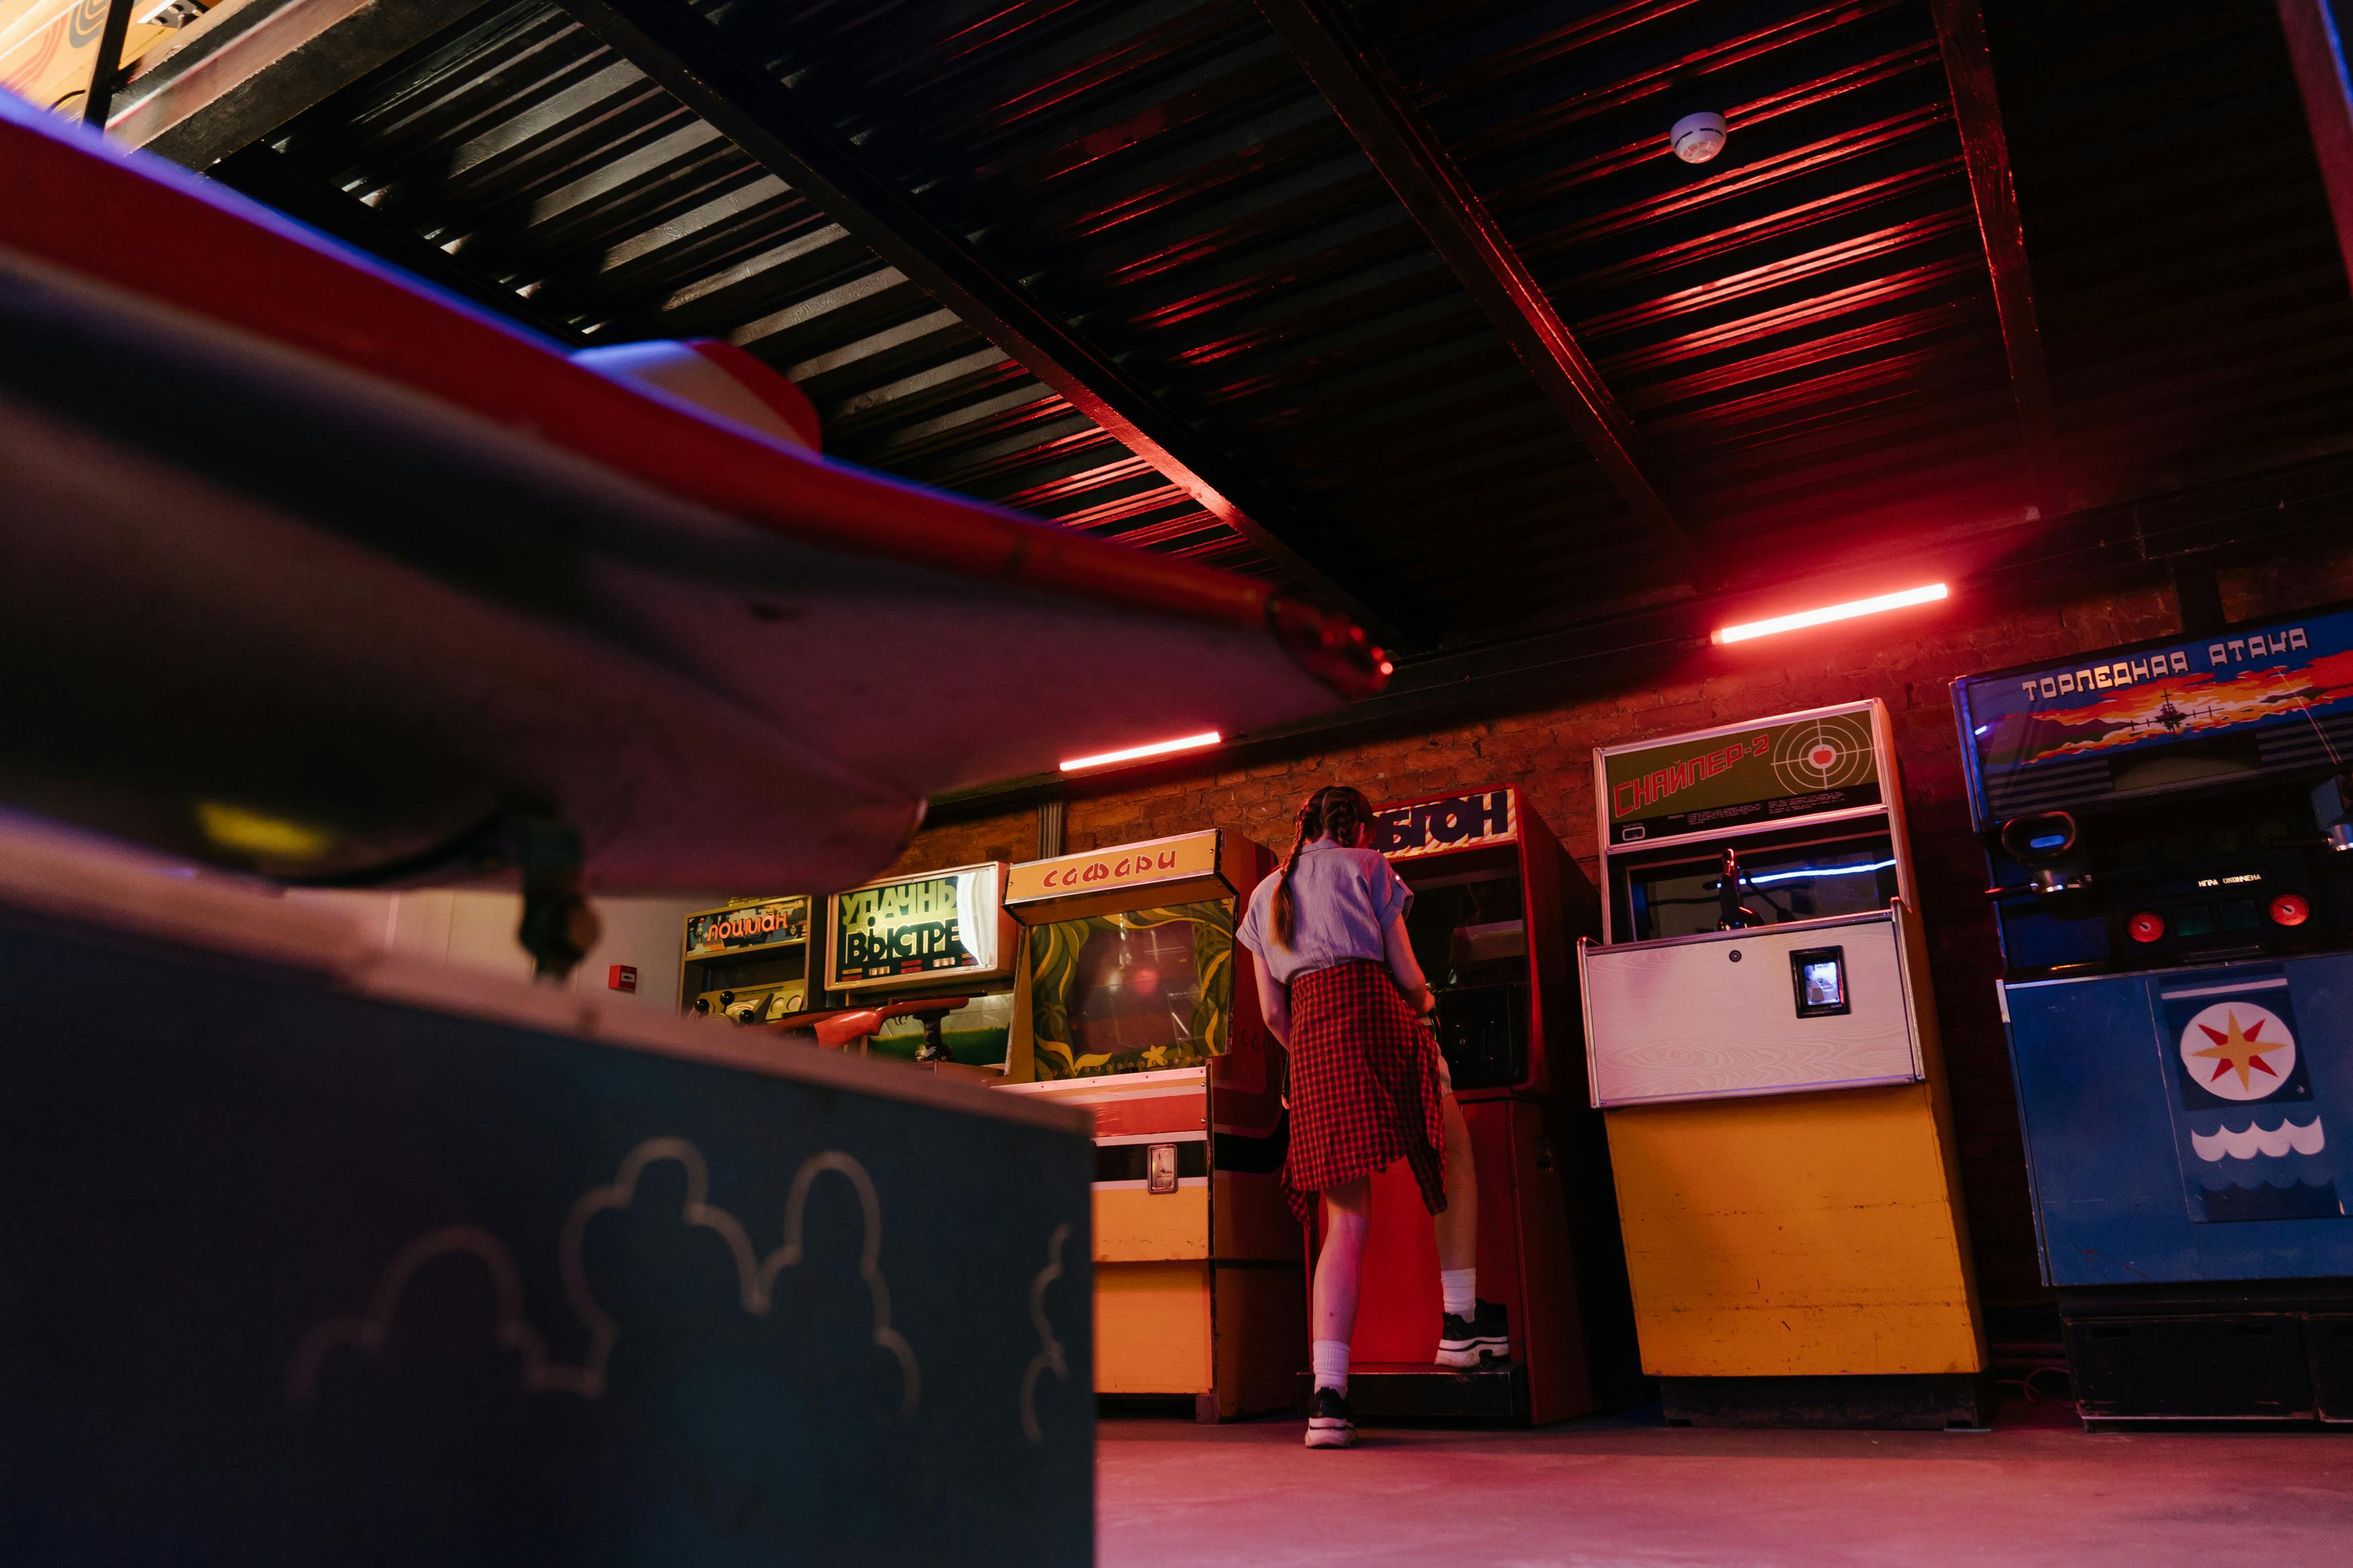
[0,844,1094,1565]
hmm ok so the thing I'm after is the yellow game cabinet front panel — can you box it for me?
[1092,1184,1209,1262]
[1093,1262,1211,1395]
[1605,1083,1983,1378]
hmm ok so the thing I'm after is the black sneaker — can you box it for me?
[1304,1385,1355,1448]
[1437,1298,1510,1368]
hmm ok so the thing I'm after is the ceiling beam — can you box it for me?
[207,143,594,345]
[2276,0,2353,290]
[1254,0,1699,581]
[110,0,482,168]
[1929,0,2058,509]
[551,0,1410,649]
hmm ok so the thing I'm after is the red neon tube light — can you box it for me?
[1713,583,1949,645]
[1060,732,1222,772]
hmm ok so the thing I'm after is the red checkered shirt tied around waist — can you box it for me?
[1280,959,1447,1227]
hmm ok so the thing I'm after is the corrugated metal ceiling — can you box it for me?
[202,0,2353,650]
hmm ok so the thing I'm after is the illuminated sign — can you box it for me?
[1375,789,1517,859]
[683,896,809,960]
[1006,832,1220,905]
[1952,602,2353,829]
[826,864,1003,990]
[1599,706,1884,848]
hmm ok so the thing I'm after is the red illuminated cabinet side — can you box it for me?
[1308,785,1644,1424]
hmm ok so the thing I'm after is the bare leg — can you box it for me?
[1433,1072,1478,1274]
[1313,1176,1373,1344]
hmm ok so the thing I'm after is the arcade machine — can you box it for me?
[1957,605,2353,1422]
[995,830,1302,1420]
[1580,702,1989,1428]
[679,895,815,1023]
[813,862,1019,1079]
[1311,786,1644,1425]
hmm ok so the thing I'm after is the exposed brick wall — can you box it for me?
[888,543,2353,1308]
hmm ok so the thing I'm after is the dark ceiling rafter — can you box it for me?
[1929,0,2057,509]
[548,0,1411,649]
[1254,0,1700,581]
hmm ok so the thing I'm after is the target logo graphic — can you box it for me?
[1769,714,1876,794]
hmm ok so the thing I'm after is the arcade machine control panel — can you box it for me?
[1956,604,2353,1423]
[680,896,815,1024]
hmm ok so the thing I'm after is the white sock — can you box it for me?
[1441,1268,1476,1319]
[1311,1338,1350,1397]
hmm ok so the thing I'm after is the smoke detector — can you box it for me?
[1669,111,1727,165]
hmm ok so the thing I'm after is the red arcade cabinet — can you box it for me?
[1310,786,1642,1422]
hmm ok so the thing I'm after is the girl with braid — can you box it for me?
[1236,785,1502,1450]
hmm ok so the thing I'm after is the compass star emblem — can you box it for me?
[2192,1012,2278,1092]
[2178,1000,2299,1102]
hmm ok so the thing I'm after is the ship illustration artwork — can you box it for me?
[2126,689,2226,739]
[1987,649,2353,774]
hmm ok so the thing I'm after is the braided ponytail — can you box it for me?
[1269,784,1378,948]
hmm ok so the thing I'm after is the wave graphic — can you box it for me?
[2191,1116,2326,1161]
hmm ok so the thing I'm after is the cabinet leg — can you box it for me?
[1193,1391,1219,1424]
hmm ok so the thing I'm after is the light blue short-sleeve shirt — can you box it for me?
[1236,840,1412,985]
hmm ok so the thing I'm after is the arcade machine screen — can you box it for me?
[1399,849,1531,1092]
[1027,901,1232,1079]
[1620,833,1901,941]
[824,862,1016,1069]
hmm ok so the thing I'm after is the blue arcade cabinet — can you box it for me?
[1955,604,2353,1422]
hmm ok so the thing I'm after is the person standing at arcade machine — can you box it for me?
[1239,786,1501,1449]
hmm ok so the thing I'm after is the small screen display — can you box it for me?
[1790,946,1851,1018]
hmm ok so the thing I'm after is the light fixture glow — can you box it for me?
[1746,857,1899,886]
[1060,731,1222,772]
[1713,582,1948,645]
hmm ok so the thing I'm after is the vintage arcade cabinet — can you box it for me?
[1957,606,2353,1423]
[815,862,1019,1077]
[1312,786,1644,1424]
[994,830,1304,1420]
[1581,702,1989,1428]
[680,895,817,1024]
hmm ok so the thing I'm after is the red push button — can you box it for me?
[2270,893,2311,927]
[2126,911,2167,944]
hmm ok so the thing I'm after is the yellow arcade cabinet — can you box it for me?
[1579,700,1989,1427]
[995,829,1304,1420]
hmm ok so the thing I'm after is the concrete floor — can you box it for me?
[1098,1401,2353,1567]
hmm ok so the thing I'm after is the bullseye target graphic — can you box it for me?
[1769,713,1876,794]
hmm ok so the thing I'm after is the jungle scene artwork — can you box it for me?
[1027,900,1234,1080]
